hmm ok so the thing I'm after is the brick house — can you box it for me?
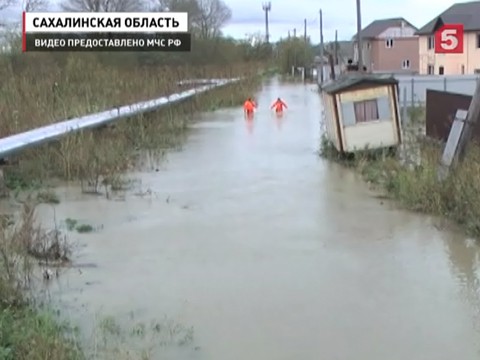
[352,18,419,73]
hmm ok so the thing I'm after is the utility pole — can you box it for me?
[288,30,290,39]
[319,9,324,83]
[334,30,338,65]
[303,18,308,78]
[293,28,297,73]
[262,2,271,43]
[356,0,363,70]
[304,18,307,42]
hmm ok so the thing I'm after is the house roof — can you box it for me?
[416,1,480,34]
[321,73,398,94]
[352,18,418,40]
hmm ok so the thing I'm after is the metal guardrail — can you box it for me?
[177,78,231,85]
[0,78,240,158]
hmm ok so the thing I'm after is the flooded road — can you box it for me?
[39,78,480,359]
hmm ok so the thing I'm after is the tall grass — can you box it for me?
[0,53,262,191]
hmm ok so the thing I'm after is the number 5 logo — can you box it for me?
[435,24,464,54]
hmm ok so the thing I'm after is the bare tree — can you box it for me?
[150,0,202,30]
[196,0,231,39]
[151,0,230,38]
[0,0,14,11]
[23,0,49,11]
[61,0,145,12]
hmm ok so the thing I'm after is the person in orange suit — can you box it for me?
[271,97,288,113]
[243,97,256,117]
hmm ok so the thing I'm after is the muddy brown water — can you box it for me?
[33,78,480,359]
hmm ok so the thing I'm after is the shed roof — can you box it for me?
[321,73,398,94]
[416,1,480,34]
[352,18,417,40]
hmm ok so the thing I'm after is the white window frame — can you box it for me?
[427,64,434,75]
[385,38,394,48]
[427,36,435,50]
[402,59,410,69]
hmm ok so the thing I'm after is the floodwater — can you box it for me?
[37,78,480,359]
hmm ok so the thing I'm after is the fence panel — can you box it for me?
[395,74,479,105]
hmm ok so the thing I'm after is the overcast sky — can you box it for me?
[0,0,458,42]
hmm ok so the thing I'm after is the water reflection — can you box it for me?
[274,112,283,130]
[244,116,254,134]
[444,229,480,334]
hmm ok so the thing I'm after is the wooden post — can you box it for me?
[319,10,324,84]
[438,78,480,181]
[328,54,335,80]
[355,0,363,70]
[304,18,307,42]
[456,78,480,162]
[438,110,468,181]
[334,30,338,65]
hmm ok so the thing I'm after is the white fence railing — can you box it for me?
[0,78,240,158]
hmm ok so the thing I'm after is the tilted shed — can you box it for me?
[321,73,402,153]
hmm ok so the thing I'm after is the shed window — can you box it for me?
[340,102,356,126]
[354,99,379,123]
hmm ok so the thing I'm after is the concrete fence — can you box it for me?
[395,74,480,106]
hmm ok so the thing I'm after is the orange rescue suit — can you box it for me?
[271,99,287,112]
[244,99,256,113]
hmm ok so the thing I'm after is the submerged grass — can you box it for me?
[0,199,81,359]
[320,131,480,238]
[0,200,199,359]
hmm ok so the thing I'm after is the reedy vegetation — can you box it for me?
[0,52,263,191]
